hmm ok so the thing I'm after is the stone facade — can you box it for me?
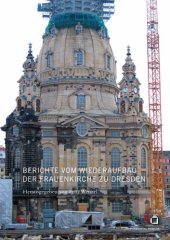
[2,5,150,224]
[37,24,150,219]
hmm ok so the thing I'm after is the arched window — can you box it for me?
[75,49,84,65]
[46,51,53,68]
[139,101,143,112]
[36,99,40,112]
[77,95,86,109]
[43,147,53,190]
[105,54,111,69]
[47,54,51,67]
[141,148,147,168]
[111,147,121,189]
[77,146,87,188]
[43,147,53,167]
[17,99,22,111]
[78,147,87,168]
[111,148,121,168]
[121,100,125,113]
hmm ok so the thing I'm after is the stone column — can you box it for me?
[58,144,65,190]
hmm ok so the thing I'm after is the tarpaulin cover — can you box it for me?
[0,179,12,226]
[55,210,103,228]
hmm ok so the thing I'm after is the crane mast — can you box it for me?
[147,0,164,217]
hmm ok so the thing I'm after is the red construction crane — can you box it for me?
[146,0,164,217]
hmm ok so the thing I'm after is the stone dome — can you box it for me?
[37,26,117,86]
[37,26,119,116]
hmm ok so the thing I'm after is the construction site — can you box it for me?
[0,0,170,239]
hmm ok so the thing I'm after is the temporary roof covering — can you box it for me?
[55,210,104,228]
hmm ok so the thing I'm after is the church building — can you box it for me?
[2,0,150,224]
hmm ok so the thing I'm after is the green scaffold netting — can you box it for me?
[45,12,108,37]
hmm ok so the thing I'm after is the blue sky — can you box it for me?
[0,0,169,150]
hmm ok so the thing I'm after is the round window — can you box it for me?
[76,122,88,137]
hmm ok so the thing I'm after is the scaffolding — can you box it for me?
[38,0,115,21]
[45,12,108,36]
